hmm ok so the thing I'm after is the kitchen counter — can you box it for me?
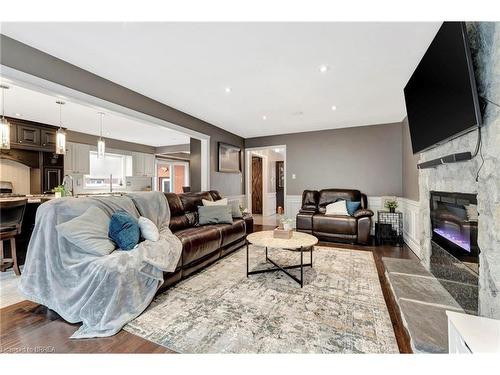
[0,195,56,204]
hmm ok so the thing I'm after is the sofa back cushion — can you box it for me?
[318,189,362,214]
[165,191,224,232]
[301,190,319,211]
[180,191,213,213]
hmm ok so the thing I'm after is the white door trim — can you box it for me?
[245,145,287,217]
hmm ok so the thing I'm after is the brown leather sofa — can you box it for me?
[159,190,253,293]
[296,189,373,244]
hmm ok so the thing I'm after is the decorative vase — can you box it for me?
[55,191,62,198]
[389,207,395,213]
[283,222,292,231]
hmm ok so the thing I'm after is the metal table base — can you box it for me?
[246,240,313,287]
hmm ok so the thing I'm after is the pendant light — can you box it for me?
[97,112,105,159]
[0,84,11,150]
[55,101,66,155]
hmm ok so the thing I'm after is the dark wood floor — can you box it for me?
[1,224,416,354]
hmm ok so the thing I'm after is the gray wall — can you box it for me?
[401,117,420,200]
[245,122,403,196]
[0,34,244,196]
[67,130,155,154]
[189,138,201,192]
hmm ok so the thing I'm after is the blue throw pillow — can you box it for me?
[346,201,361,216]
[108,210,140,250]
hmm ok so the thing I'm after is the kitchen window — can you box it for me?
[84,151,132,189]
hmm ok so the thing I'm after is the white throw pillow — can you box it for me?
[202,198,228,206]
[138,216,160,242]
[325,200,349,216]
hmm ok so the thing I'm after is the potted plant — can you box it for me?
[280,217,294,231]
[385,200,398,213]
[52,185,66,198]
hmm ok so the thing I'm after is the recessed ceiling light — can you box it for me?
[224,87,232,94]
[262,115,267,120]
[319,65,329,73]
[15,113,22,117]
[331,105,337,111]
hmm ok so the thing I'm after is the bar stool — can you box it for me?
[0,198,27,276]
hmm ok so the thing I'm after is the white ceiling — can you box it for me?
[0,83,190,147]
[1,22,441,138]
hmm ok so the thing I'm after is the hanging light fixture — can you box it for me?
[97,112,105,159]
[0,84,11,150]
[55,101,66,155]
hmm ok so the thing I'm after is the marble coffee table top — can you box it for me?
[246,230,318,249]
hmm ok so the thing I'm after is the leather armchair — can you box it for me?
[296,189,373,245]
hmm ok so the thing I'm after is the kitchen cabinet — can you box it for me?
[40,129,57,148]
[132,152,155,177]
[17,124,41,146]
[143,154,155,177]
[64,142,90,175]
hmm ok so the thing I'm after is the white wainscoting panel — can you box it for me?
[400,197,421,259]
[226,195,246,209]
[367,196,383,235]
[263,192,277,217]
[285,195,302,228]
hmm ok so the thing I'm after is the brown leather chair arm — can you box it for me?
[353,209,374,218]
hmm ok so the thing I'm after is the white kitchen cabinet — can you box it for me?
[64,142,90,175]
[143,154,155,177]
[132,152,155,177]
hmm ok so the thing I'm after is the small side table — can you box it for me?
[376,211,403,247]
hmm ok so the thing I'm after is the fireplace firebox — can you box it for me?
[430,191,479,271]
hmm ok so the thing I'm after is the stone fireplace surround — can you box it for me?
[417,22,500,319]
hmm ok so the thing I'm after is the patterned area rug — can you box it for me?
[124,245,398,353]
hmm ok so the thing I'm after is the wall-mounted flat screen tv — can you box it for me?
[404,22,482,154]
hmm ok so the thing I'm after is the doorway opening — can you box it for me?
[245,146,286,226]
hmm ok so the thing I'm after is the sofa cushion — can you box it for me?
[202,198,228,206]
[313,213,357,235]
[175,226,222,266]
[301,190,319,211]
[212,219,246,246]
[346,201,361,216]
[109,210,140,250]
[325,200,349,215]
[198,205,233,225]
[318,189,361,214]
[138,216,160,242]
[56,206,116,256]
[180,191,213,213]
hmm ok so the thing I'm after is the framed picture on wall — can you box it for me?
[218,142,241,173]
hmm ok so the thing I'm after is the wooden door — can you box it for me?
[251,156,263,214]
[275,160,284,213]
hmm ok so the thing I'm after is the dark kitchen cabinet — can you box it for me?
[17,124,41,146]
[41,128,57,148]
[9,122,17,144]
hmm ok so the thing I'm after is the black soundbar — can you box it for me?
[417,152,472,169]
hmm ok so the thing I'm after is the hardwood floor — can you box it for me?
[0,224,415,354]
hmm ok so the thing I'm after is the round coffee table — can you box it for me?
[246,230,318,287]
